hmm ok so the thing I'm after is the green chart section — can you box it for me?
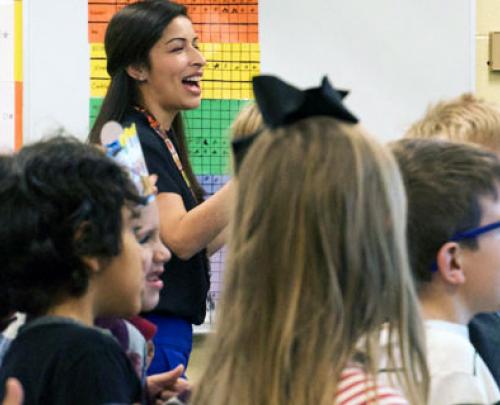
[89,97,247,176]
[184,99,247,175]
[89,97,103,130]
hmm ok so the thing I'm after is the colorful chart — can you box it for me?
[88,0,259,328]
[0,0,22,150]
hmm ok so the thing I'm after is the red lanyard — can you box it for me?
[134,106,192,190]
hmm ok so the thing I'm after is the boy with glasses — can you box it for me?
[391,138,500,404]
[406,93,500,387]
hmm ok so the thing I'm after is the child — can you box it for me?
[97,198,190,401]
[96,198,172,380]
[391,138,500,404]
[0,137,146,404]
[0,154,25,368]
[188,76,429,405]
[0,155,15,366]
[131,199,171,378]
[229,102,263,173]
[405,93,500,151]
[405,93,500,385]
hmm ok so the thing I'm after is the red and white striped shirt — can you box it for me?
[335,366,408,405]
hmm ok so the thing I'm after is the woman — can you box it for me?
[89,0,232,374]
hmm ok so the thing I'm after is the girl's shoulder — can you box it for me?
[335,364,409,405]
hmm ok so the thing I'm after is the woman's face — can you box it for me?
[140,16,206,114]
[137,201,171,312]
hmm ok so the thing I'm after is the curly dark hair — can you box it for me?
[0,154,15,330]
[0,136,145,317]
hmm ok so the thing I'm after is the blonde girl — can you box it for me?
[191,76,429,405]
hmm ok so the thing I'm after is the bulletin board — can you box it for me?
[87,0,260,329]
[0,0,22,150]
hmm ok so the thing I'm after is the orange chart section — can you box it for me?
[88,1,258,43]
[14,81,22,149]
[14,0,23,149]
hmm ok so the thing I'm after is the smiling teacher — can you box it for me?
[89,0,233,375]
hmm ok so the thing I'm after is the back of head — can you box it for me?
[193,117,427,404]
[405,93,500,152]
[0,155,15,329]
[88,0,187,143]
[0,136,144,317]
[390,138,500,290]
[230,103,263,174]
[231,103,263,142]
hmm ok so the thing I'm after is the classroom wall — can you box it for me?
[23,0,474,145]
[23,0,89,145]
[260,0,475,140]
[476,0,500,102]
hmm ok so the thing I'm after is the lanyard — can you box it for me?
[134,106,192,190]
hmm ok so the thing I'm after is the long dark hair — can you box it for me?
[88,0,205,202]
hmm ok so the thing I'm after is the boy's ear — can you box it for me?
[435,242,466,285]
[73,222,101,274]
[81,256,100,274]
[126,64,148,82]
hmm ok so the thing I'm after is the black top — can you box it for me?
[0,317,143,405]
[123,110,210,325]
[469,312,500,386]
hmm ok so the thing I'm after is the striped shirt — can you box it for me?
[167,365,409,405]
[335,366,408,405]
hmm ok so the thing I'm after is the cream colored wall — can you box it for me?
[187,334,209,383]
[476,0,500,101]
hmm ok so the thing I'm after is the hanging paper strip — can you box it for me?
[0,0,23,150]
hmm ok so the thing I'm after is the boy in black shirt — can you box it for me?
[0,137,146,404]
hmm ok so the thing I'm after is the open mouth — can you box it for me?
[182,75,202,94]
[145,272,164,290]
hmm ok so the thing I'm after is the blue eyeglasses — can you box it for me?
[449,220,500,242]
[430,220,500,272]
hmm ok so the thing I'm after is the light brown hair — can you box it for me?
[192,117,428,404]
[230,102,263,142]
[229,102,263,174]
[391,138,500,289]
[405,93,500,152]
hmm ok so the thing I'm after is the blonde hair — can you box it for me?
[230,102,263,142]
[192,117,428,405]
[230,103,263,174]
[405,93,500,152]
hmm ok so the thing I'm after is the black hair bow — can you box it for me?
[253,75,358,128]
[231,75,358,166]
